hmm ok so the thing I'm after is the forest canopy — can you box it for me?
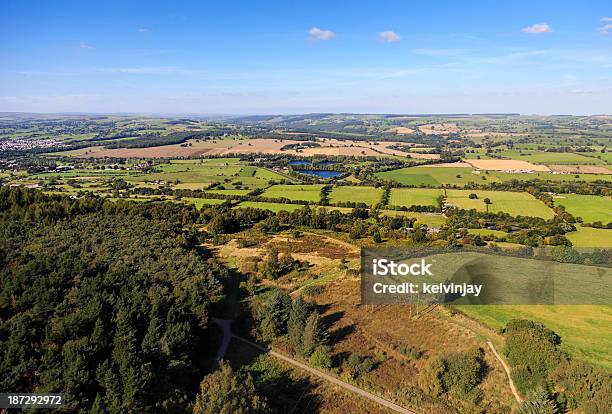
[0,188,226,413]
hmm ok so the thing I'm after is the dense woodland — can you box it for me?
[0,188,226,412]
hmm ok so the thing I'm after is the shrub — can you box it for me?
[516,388,559,414]
[310,345,333,369]
[503,320,561,394]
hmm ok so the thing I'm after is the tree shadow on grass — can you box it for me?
[224,337,322,413]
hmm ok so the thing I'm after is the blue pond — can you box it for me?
[299,170,343,178]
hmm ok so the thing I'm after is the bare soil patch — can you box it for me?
[548,164,612,174]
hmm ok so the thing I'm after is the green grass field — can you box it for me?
[380,210,447,227]
[204,189,252,196]
[376,167,479,186]
[459,305,612,369]
[329,186,384,206]
[180,197,228,208]
[262,184,324,202]
[446,189,555,218]
[375,166,611,185]
[388,188,443,207]
[566,226,612,247]
[500,149,606,165]
[554,194,612,223]
[236,201,306,212]
[467,228,508,238]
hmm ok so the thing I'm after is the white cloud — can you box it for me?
[378,31,401,42]
[79,42,94,49]
[138,28,150,33]
[308,27,335,42]
[599,18,612,35]
[522,23,552,34]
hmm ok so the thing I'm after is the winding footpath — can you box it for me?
[212,318,417,414]
[487,340,522,404]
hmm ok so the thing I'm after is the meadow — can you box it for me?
[566,226,612,247]
[458,305,612,369]
[388,188,443,207]
[445,189,555,218]
[262,184,324,202]
[180,197,228,208]
[467,228,508,238]
[328,185,384,206]
[553,194,612,223]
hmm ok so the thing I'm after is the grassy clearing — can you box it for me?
[262,184,324,202]
[445,189,555,219]
[566,226,612,247]
[180,197,228,208]
[329,186,384,206]
[467,228,508,238]
[458,305,612,369]
[554,194,612,223]
[388,188,443,207]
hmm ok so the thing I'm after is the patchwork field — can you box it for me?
[499,150,606,165]
[376,167,485,186]
[554,194,612,223]
[262,184,323,202]
[376,166,611,186]
[329,185,384,206]
[126,161,288,190]
[59,136,440,160]
[445,190,555,218]
[388,188,443,207]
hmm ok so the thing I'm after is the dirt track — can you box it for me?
[232,334,418,414]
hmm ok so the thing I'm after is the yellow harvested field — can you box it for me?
[70,137,441,159]
[386,126,415,134]
[548,165,612,174]
[418,123,459,135]
[466,159,550,172]
[465,132,527,138]
[209,138,293,155]
[421,161,473,168]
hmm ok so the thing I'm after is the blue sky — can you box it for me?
[1,0,611,114]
